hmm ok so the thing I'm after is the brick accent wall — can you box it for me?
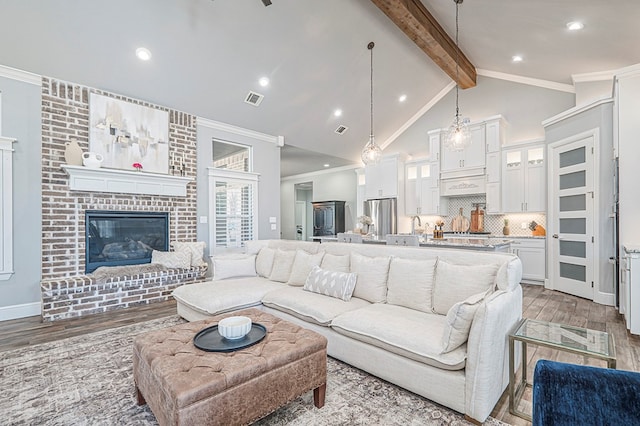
[40,77,205,320]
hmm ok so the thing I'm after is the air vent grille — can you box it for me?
[335,125,349,135]
[244,91,264,106]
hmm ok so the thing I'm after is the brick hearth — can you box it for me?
[40,77,204,321]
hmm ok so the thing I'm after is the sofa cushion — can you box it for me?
[212,255,257,280]
[262,286,370,326]
[286,250,325,286]
[268,249,297,283]
[255,247,276,278]
[172,278,284,316]
[387,257,437,313]
[303,266,357,301]
[330,304,467,370]
[432,259,499,315]
[151,249,191,269]
[441,288,491,353]
[350,252,391,303]
[171,241,207,267]
[320,253,350,273]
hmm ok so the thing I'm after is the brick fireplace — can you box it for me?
[40,78,206,321]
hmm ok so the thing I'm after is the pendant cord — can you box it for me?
[369,42,374,140]
[455,0,460,125]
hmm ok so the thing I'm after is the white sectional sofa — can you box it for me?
[172,239,523,423]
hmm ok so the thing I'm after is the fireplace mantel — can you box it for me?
[61,165,193,197]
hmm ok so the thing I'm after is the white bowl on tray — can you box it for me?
[218,316,252,340]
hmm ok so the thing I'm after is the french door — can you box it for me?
[549,134,595,299]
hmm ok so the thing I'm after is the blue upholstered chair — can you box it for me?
[532,359,640,426]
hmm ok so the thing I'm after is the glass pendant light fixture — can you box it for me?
[444,0,471,152]
[361,41,382,165]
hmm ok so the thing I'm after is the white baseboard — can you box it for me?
[0,301,41,321]
[594,291,615,307]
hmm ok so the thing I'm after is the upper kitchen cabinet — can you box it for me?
[405,160,448,215]
[365,154,401,200]
[502,143,546,213]
[440,123,486,179]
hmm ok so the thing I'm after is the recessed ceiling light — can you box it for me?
[333,109,343,117]
[512,55,523,63]
[566,21,584,31]
[258,77,270,87]
[135,47,152,61]
[399,94,407,102]
[323,164,330,168]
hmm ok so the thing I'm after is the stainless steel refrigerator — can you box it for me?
[363,198,397,238]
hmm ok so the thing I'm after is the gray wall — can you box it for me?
[387,76,576,157]
[196,124,281,256]
[281,168,358,240]
[0,76,42,313]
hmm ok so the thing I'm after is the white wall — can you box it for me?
[387,75,576,158]
[281,167,358,240]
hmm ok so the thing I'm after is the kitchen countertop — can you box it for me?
[360,236,513,251]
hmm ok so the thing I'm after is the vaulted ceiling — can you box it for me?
[1,0,638,176]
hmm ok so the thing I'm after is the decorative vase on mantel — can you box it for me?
[64,138,83,166]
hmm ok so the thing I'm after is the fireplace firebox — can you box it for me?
[85,211,169,273]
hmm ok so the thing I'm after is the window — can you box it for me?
[208,168,259,251]
[212,139,251,172]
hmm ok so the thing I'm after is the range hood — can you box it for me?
[441,175,486,197]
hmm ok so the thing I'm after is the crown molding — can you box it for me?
[281,164,360,181]
[381,82,456,150]
[614,62,640,78]
[542,96,614,128]
[0,64,41,86]
[196,117,282,145]
[477,69,575,93]
[572,69,616,84]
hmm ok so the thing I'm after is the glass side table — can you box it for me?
[508,318,616,421]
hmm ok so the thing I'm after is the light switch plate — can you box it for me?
[199,216,208,224]
[270,224,277,231]
[269,217,277,224]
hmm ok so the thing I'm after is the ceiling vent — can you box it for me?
[335,125,349,135]
[244,91,264,106]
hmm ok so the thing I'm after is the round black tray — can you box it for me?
[193,323,267,352]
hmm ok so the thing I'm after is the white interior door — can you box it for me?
[549,136,595,299]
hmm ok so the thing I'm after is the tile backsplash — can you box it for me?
[420,195,546,237]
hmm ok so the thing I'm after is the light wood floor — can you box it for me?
[1,284,638,425]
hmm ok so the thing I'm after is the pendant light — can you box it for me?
[361,41,382,165]
[444,0,471,152]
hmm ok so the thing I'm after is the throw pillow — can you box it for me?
[171,241,207,267]
[320,253,350,273]
[286,250,325,286]
[255,247,276,278]
[212,255,257,280]
[303,266,357,301]
[350,252,391,303]
[268,249,297,283]
[432,259,499,315]
[151,249,191,269]
[440,288,492,353]
[386,258,437,313]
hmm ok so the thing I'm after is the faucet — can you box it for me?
[410,215,422,235]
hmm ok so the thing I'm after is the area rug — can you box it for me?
[0,316,509,425]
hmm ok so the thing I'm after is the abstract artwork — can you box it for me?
[89,93,169,174]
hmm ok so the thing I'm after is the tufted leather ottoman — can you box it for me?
[133,308,327,426]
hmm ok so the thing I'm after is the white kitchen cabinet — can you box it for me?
[365,155,399,199]
[510,237,546,283]
[355,168,366,218]
[440,124,486,178]
[502,144,546,213]
[485,182,501,214]
[405,161,447,215]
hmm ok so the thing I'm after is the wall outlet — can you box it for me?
[199,216,208,224]
[521,222,528,229]
[270,223,277,231]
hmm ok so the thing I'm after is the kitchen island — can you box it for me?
[361,235,512,252]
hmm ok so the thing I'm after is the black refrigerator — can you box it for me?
[312,201,345,237]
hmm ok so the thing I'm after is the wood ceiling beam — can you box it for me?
[371,0,477,89]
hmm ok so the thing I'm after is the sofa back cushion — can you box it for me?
[303,266,357,301]
[440,288,492,353]
[432,258,499,315]
[287,250,325,286]
[320,253,350,273]
[387,258,437,313]
[212,255,257,281]
[255,247,276,278]
[350,252,391,303]
[268,249,297,283]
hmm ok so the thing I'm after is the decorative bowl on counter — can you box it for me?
[218,316,252,340]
